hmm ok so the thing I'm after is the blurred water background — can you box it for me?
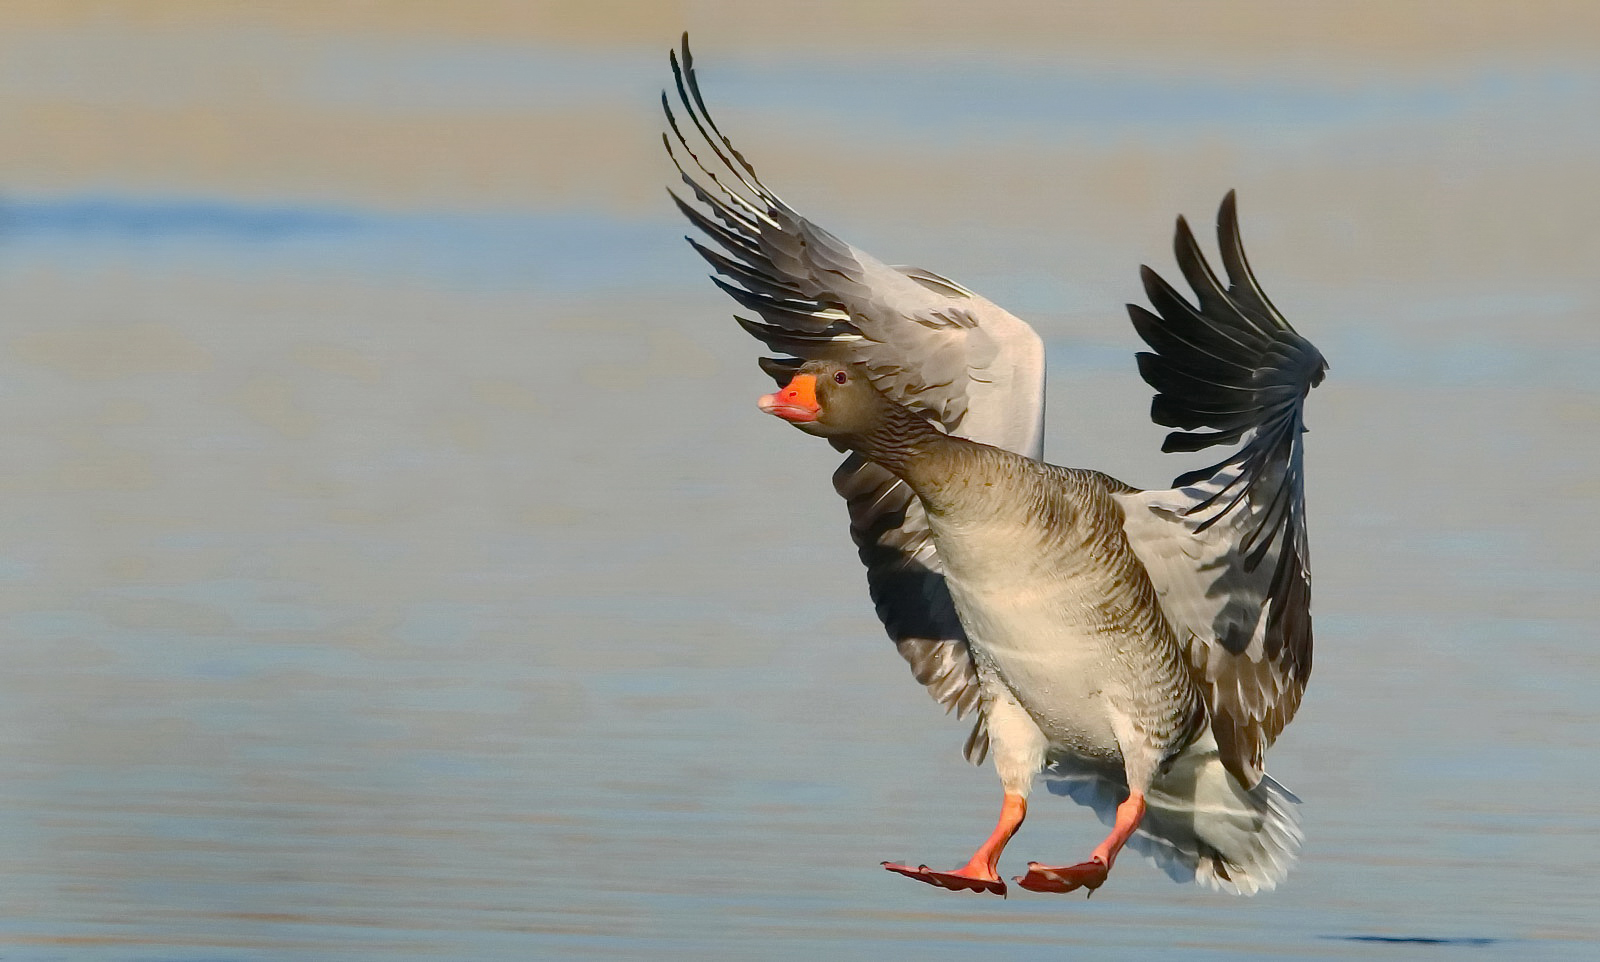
[0,2,1597,959]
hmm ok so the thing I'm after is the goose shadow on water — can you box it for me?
[1324,936,1503,947]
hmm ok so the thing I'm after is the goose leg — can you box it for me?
[883,791,1025,897]
[1014,791,1146,895]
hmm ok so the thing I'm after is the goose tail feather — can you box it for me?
[1045,735,1302,895]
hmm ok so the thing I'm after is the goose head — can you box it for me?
[758,360,892,441]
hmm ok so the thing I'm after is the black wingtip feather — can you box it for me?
[667,190,762,262]
[1133,192,1324,466]
[712,276,840,332]
[687,237,803,300]
[1162,428,1249,453]
[757,355,803,384]
[1215,190,1296,333]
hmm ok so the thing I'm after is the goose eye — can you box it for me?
[834,371,848,384]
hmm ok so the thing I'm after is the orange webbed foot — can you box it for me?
[1013,858,1109,895]
[883,861,1007,897]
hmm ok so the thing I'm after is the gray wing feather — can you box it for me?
[1116,192,1326,789]
[665,36,1047,762]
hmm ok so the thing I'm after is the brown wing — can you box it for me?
[664,35,1048,762]
[1116,192,1327,788]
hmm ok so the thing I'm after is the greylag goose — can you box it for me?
[665,35,1326,897]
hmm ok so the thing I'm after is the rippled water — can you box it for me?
[0,9,1597,961]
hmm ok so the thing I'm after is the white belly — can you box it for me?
[944,573,1125,763]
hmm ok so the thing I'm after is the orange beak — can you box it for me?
[758,373,820,422]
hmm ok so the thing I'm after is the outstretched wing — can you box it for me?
[664,35,1046,762]
[1115,191,1327,789]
